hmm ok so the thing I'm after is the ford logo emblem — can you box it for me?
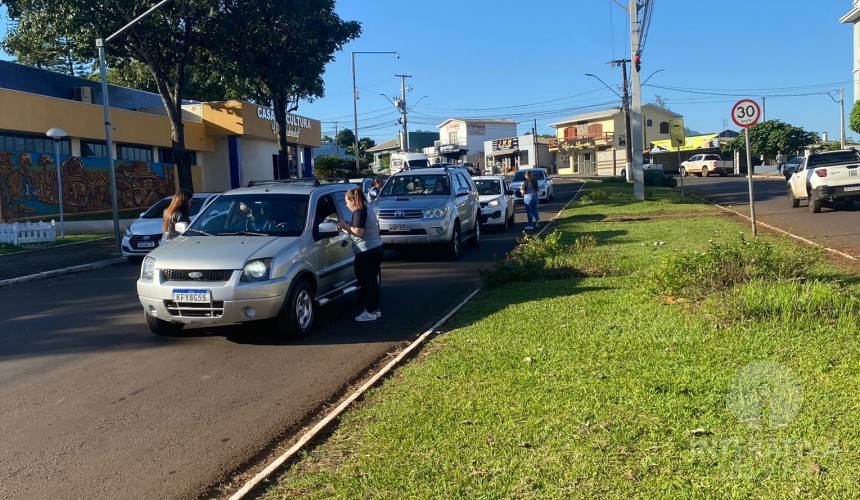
[188,272,203,279]
[394,210,405,218]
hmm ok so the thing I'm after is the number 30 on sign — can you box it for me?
[731,99,761,128]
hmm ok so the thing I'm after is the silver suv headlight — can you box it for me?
[241,258,272,282]
[423,207,449,219]
[487,198,501,207]
[142,256,156,280]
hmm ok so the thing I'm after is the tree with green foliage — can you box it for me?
[206,0,360,177]
[850,100,860,138]
[336,128,356,153]
[1,10,85,75]
[2,0,228,191]
[722,119,818,158]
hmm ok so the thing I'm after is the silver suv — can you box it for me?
[372,166,481,259]
[137,180,361,338]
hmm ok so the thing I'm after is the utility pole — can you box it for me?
[629,0,645,201]
[762,96,766,122]
[841,87,847,148]
[396,74,411,151]
[611,59,633,182]
[334,121,339,156]
[533,119,540,167]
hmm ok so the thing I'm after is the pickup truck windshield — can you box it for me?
[809,151,860,167]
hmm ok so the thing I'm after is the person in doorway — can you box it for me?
[522,170,540,230]
[162,188,193,242]
[776,151,786,174]
[337,187,384,322]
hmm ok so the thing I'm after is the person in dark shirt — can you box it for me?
[337,187,384,321]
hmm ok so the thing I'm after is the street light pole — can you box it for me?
[97,0,174,251]
[46,127,67,238]
[352,51,398,173]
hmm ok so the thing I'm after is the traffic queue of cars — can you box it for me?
[135,166,556,338]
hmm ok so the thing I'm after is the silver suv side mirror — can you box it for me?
[455,186,470,197]
[174,222,188,233]
[317,221,339,238]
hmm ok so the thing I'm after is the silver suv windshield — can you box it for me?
[187,193,309,236]
[380,174,451,196]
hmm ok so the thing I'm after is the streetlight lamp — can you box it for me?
[46,127,67,238]
[97,0,173,251]
[352,51,398,173]
[586,72,631,179]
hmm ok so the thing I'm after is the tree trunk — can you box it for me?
[273,94,298,178]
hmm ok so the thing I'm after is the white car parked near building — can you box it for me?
[122,192,220,260]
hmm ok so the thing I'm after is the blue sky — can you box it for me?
[1,1,855,145]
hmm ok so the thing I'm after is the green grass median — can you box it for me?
[261,181,860,498]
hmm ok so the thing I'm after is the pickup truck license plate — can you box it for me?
[173,289,210,303]
[389,224,410,232]
[137,241,156,248]
[844,186,860,192]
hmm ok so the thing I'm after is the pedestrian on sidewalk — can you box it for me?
[776,151,786,174]
[337,187,384,322]
[162,188,193,242]
[522,170,540,230]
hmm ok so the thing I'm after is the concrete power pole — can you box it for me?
[629,0,645,201]
[841,87,847,148]
[396,74,411,151]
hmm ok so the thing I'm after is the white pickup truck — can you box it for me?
[680,153,734,177]
[787,149,860,213]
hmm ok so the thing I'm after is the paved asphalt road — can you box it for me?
[680,175,860,258]
[0,178,583,499]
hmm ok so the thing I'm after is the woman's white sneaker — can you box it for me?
[355,310,377,322]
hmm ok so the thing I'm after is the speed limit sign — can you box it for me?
[731,99,761,128]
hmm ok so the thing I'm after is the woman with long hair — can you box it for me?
[162,188,193,241]
[522,170,540,229]
[337,187,384,321]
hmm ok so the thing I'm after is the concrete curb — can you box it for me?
[0,257,128,287]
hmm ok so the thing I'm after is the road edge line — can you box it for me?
[228,287,483,500]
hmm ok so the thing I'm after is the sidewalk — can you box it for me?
[0,237,127,287]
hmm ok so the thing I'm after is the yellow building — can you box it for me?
[549,104,681,176]
[0,61,320,221]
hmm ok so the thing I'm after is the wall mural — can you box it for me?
[0,150,176,221]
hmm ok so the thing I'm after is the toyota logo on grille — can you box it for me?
[394,210,405,218]
[188,272,203,279]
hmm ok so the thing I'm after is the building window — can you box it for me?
[159,147,197,166]
[0,131,70,155]
[659,122,670,134]
[563,127,578,140]
[81,140,108,158]
[646,119,653,127]
[448,131,459,144]
[519,150,530,165]
[118,144,153,162]
[587,123,603,137]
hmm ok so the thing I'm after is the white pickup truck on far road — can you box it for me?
[680,154,734,177]
[787,149,860,213]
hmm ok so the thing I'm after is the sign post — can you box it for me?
[731,99,762,235]
[670,118,685,197]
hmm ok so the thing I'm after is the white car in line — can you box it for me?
[121,192,220,260]
[473,175,515,231]
[510,167,554,203]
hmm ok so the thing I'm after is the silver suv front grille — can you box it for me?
[378,209,424,220]
[165,300,225,318]
[162,269,234,281]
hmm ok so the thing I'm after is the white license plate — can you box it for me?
[389,224,411,232]
[849,170,858,177]
[844,186,860,192]
[137,241,156,248]
[173,289,210,303]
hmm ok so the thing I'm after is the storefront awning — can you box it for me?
[488,148,518,157]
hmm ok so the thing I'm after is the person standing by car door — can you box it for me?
[337,187,384,321]
[161,188,193,242]
[522,170,540,230]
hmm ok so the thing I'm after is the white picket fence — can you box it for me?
[0,220,57,245]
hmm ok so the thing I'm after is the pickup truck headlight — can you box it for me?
[423,207,449,219]
[487,198,501,207]
[141,256,156,280]
[241,258,272,282]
